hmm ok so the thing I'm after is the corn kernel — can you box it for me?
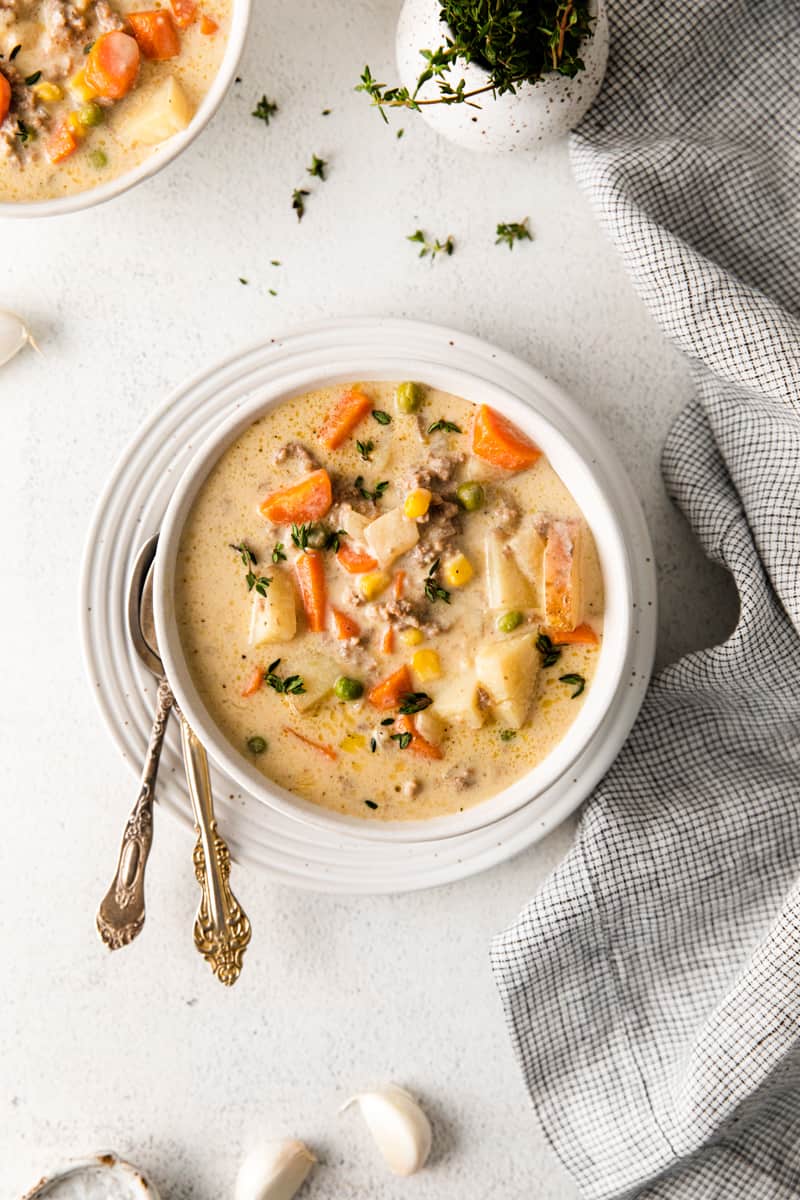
[400,627,424,646]
[67,110,85,136]
[403,487,432,519]
[69,68,96,102]
[358,570,390,601]
[443,552,474,588]
[341,734,366,753]
[412,648,441,682]
[33,81,63,102]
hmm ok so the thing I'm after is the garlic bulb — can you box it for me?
[342,1084,432,1176]
[235,1139,316,1200]
[0,309,37,367]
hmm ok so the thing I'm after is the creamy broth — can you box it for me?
[175,382,605,821]
[0,0,230,203]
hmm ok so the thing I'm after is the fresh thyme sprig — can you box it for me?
[355,476,389,502]
[356,439,375,461]
[495,219,533,250]
[357,1,591,117]
[291,523,346,552]
[264,658,306,695]
[536,632,564,668]
[229,542,271,596]
[252,95,278,124]
[292,187,309,221]
[424,558,451,605]
[307,153,327,180]
[408,229,454,262]
[272,542,287,563]
[427,418,461,434]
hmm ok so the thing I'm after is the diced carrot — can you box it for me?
[368,664,412,710]
[283,726,337,761]
[381,626,394,654]
[318,386,373,450]
[544,621,598,646]
[332,608,360,640]
[472,404,541,472]
[260,468,332,524]
[199,13,218,33]
[127,10,180,59]
[393,570,405,600]
[295,551,327,632]
[46,118,79,164]
[397,714,443,761]
[84,30,141,100]
[241,665,263,697]
[336,540,378,574]
[171,0,197,26]
[0,73,11,125]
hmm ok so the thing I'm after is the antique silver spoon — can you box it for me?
[97,535,251,984]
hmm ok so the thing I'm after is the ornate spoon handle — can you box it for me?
[178,711,251,985]
[96,675,174,950]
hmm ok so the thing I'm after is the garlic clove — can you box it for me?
[235,1138,316,1200]
[342,1083,432,1176]
[0,309,37,367]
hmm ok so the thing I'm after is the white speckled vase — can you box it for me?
[394,0,608,153]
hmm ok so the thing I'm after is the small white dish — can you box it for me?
[80,318,656,892]
[153,326,635,844]
[0,0,250,220]
[22,1152,159,1200]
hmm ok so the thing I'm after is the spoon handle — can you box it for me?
[178,711,251,985]
[96,675,174,950]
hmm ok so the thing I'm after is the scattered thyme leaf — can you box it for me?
[380,717,396,726]
[356,439,375,462]
[423,557,451,605]
[495,218,533,250]
[500,729,517,741]
[9,44,21,60]
[427,418,462,434]
[536,632,564,668]
[322,107,332,115]
[269,288,277,296]
[370,736,377,752]
[396,127,404,138]
[265,662,306,695]
[24,70,41,85]
[292,187,309,221]
[399,692,433,715]
[364,799,378,809]
[307,153,327,180]
[559,672,586,698]
[16,119,31,143]
[272,542,286,563]
[238,277,248,285]
[407,229,454,262]
[391,731,412,750]
[372,409,391,426]
[270,259,281,266]
[355,475,389,502]
[252,94,278,124]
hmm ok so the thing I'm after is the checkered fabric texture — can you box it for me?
[490,3,800,1197]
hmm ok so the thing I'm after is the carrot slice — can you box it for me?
[295,551,327,632]
[84,30,141,100]
[368,664,412,710]
[381,626,394,654]
[171,0,197,26]
[127,10,180,59]
[199,13,218,33]
[472,405,541,472]
[318,386,372,450]
[336,540,378,574]
[543,518,582,633]
[332,608,360,640]
[393,570,405,600]
[260,468,332,524]
[241,665,263,697]
[0,73,10,125]
[47,119,79,164]
[283,727,337,761]
[397,714,443,761]
[544,621,598,646]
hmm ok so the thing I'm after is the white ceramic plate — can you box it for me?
[79,318,656,893]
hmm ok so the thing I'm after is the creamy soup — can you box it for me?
[0,0,229,202]
[175,382,605,822]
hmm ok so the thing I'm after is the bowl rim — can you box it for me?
[0,0,251,219]
[153,325,636,844]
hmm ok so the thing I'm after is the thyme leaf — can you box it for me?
[536,632,564,668]
[307,153,327,180]
[355,475,389,502]
[272,542,286,563]
[495,218,533,250]
[230,542,271,596]
[399,692,432,715]
[292,187,309,221]
[391,731,412,749]
[407,228,454,262]
[559,672,586,698]
[423,557,451,605]
[372,409,392,425]
[427,418,462,434]
[252,94,278,124]
[264,659,306,695]
[356,439,375,461]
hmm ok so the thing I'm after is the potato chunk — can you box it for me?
[433,671,486,730]
[286,652,340,714]
[124,75,193,146]
[543,518,583,632]
[485,531,534,610]
[337,503,370,543]
[364,506,419,567]
[475,632,539,729]
[248,570,297,646]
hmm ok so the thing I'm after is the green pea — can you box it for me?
[88,148,108,169]
[497,610,523,634]
[456,481,485,512]
[396,381,425,414]
[334,676,364,701]
[246,735,267,754]
[78,101,104,128]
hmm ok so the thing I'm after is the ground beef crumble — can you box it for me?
[273,441,319,473]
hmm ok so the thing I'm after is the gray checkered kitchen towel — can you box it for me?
[490,3,800,1198]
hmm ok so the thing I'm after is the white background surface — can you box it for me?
[1,0,739,1196]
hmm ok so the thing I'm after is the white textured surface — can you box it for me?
[0,0,738,1196]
